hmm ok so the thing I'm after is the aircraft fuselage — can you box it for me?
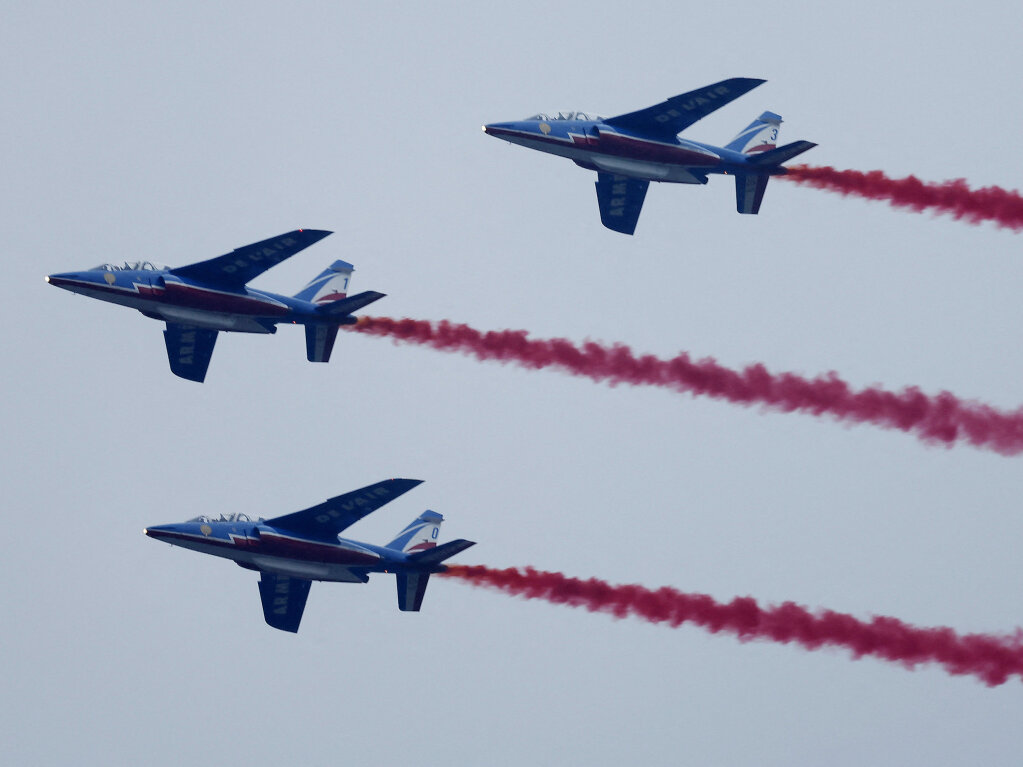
[45,269,346,333]
[145,520,417,583]
[483,120,758,184]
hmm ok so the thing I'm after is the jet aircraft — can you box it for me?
[144,478,475,632]
[46,229,383,382]
[483,78,816,234]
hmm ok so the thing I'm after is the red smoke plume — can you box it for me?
[442,565,1023,686]
[783,165,1023,231]
[347,317,1023,455]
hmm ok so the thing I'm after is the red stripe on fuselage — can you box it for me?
[254,532,381,565]
[580,132,719,166]
[150,528,381,566]
[488,126,719,168]
[49,275,287,317]
[162,282,289,316]
[47,276,146,295]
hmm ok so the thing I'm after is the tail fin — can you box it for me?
[386,510,444,554]
[295,257,383,364]
[388,511,472,613]
[293,260,355,304]
[725,111,782,155]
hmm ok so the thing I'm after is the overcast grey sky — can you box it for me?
[3,2,1023,765]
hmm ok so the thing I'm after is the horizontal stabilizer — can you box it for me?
[164,323,218,383]
[305,324,339,363]
[747,140,817,168]
[396,572,430,612]
[258,573,312,633]
[315,290,386,316]
[735,173,771,215]
[408,538,476,568]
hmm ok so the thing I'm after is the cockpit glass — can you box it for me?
[186,513,252,523]
[525,111,604,122]
[91,260,169,272]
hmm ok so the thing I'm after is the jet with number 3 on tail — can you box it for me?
[144,479,475,633]
[483,78,815,234]
[46,229,383,382]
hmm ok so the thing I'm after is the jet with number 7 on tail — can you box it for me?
[45,229,383,382]
[144,479,475,633]
[483,78,815,234]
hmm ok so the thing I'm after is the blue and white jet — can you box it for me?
[46,229,382,382]
[144,479,475,633]
[483,78,816,234]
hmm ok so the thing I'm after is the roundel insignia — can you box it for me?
[103,273,116,285]
[200,524,212,536]
[539,122,551,135]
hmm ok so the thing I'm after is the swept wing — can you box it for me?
[604,78,765,140]
[266,478,424,539]
[258,573,312,633]
[169,229,332,288]
[163,323,218,383]
[594,173,649,235]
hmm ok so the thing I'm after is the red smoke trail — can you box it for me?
[442,565,1023,686]
[347,317,1023,455]
[783,165,1023,231]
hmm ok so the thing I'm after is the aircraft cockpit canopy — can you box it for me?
[91,260,169,272]
[526,111,604,122]
[188,513,255,523]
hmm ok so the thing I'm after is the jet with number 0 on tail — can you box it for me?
[45,229,384,382]
[483,78,816,234]
[144,479,475,633]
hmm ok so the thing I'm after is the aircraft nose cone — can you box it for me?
[45,271,81,290]
[483,122,514,135]
[144,524,172,540]
[483,122,522,139]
